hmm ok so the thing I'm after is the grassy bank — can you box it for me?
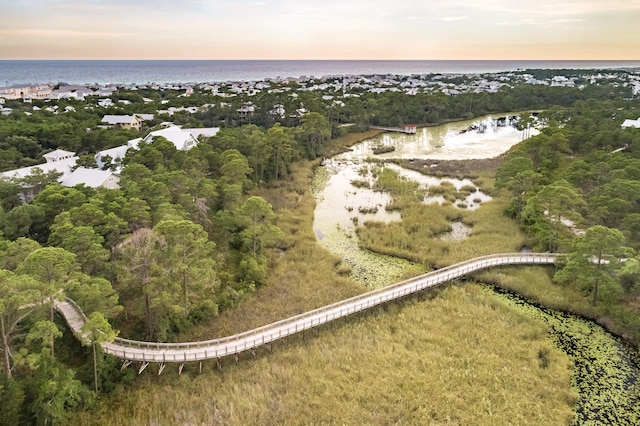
[67,130,578,425]
[70,285,576,425]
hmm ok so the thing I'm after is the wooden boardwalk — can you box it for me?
[56,253,558,369]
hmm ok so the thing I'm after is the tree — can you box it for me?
[0,238,41,271]
[13,169,61,203]
[81,312,117,393]
[524,180,585,252]
[14,320,62,370]
[0,178,22,211]
[119,228,160,338]
[0,375,25,425]
[1,203,45,241]
[0,270,42,379]
[153,220,218,317]
[120,197,152,231]
[16,247,78,329]
[66,275,122,319]
[554,225,633,306]
[265,123,296,181]
[495,155,541,218]
[297,112,331,159]
[219,150,252,210]
[73,154,98,170]
[237,196,282,257]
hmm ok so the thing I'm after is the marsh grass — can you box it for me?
[67,132,577,425]
[350,178,370,189]
[70,285,575,426]
[359,191,524,268]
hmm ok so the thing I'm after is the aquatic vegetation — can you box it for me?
[350,179,370,189]
[490,284,640,425]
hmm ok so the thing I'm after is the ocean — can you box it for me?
[1,60,640,86]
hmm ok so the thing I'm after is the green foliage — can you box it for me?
[0,376,25,426]
[555,226,632,306]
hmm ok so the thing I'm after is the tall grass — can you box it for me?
[70,286,575,425]
[66,131,577,425]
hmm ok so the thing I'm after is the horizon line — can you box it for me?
[1,58,640,62]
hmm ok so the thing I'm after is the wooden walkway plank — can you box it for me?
[55,253,558,364]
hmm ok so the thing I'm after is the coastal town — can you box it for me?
[2,68,640,103]
[1,67,639,191]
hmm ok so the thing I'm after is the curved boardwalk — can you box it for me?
[56,253,558,367]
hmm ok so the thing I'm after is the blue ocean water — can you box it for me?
[1,60,639,86]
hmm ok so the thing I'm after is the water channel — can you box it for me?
[312,115,640,424]
[313,114,524,289]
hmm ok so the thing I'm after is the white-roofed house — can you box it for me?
[95,144,132,171]
[1,149,78,181]
[101,114,142,130]
[1,150,79,200]
[182,127,220,139]
[621,118,640,129]
[143,126,200,151]
[61,167,120,189]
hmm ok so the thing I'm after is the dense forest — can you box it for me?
[1,75,640,424]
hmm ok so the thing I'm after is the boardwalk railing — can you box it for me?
[56,253,558,364]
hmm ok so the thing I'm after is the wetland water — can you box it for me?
[312,114,524,289]
[312,116,640,424]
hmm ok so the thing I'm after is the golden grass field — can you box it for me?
[68,130,578,425]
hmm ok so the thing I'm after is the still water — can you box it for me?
[313,114,524,288]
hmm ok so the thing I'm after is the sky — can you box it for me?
[0,0,639,60]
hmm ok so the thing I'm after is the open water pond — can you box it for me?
[340,114,532,162]
[313,114,529,288]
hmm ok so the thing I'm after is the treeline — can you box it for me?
[495,99,640,339]
[2,80,636,173]
[0,111,334,423]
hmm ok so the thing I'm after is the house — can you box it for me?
[621,118,640,129]
[237,103,255,118]
[142,126,200,151]
[404,124,417,134]
[1,149,78,182]
[95,125,218,170]
[43,149,76,163]
[61,167,120,189]
[101,114,142,130]
[0,84,53,100]
[98,99,114,107]
[95,144,133,170]
[182,127,220,139]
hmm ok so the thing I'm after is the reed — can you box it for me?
[69,286,575,426]
[66,131,576,425]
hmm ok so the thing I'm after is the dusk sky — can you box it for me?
[1,0,639,60]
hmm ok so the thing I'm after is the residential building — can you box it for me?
[101,114,142,130]
[1,149,78,182]
[61,167,120,189]
[621,118,640,128]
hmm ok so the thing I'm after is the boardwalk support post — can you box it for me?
[199,362,202,374]
[121,360,132,370]
[138,362,149,374]
[178,363,185,375]
[158,363,166,375]
[234,354,239,365]
[251,348,257,359]
[216,358,222,370]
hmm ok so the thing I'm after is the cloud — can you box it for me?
[441,16,468,22]
[0,28,130,37]
[549,18,585,23]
